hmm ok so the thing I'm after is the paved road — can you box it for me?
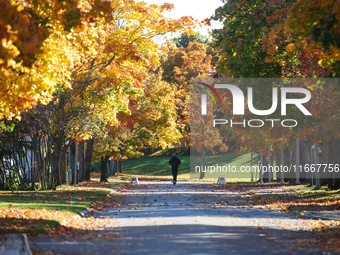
[30,182,337,255]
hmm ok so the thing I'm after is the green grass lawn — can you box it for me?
[119,152,262,181]
[0,182,119,234]
[190,153,259,179]
[122,156,190,175]
[0,186,110,215]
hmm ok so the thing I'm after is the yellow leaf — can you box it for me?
[17,5,24,11]
[286,43,295,53]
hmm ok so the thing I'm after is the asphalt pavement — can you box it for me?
[29,182,338,255]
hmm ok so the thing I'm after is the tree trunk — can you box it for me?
[112,159,117,175]
[60,146,68,184]
[100,156,109,182]
[110,159,114,176]
[30,152,36,189]
[274,151,281,182]
[268,148,274,182]
[70,142,78,185]
[200,145,206,179]
[118,160,122,173]
[262,151,269,182]
[320,140,339,188]
[300,136,312,183]
[320,141,331,186]
[39,136,48,189]
[85,138,94,181]
[283,147,292,183]
[330,139,340,189]
[78,141,85,182]
[284,138,295,183]
[115,160,119,175]
[54,162,60,187]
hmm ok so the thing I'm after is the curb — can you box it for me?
[76,189,117,218]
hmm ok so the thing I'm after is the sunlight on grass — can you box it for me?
[0,180,122,216]
[0,179,123,234]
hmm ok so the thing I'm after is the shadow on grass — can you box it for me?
[0,218,59,234]
[0,189,109,215]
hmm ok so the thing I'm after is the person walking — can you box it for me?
[169,153,181,185]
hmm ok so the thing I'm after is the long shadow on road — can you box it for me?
[31,224,320,255]
[29,183,337,255]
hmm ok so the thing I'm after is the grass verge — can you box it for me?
[0,179,121,234]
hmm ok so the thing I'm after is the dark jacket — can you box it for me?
[169,156,181,169]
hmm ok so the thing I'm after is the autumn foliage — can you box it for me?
[0,0,200,189]
[211,0,340,185]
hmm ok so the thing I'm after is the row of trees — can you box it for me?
[192,0,340,187]
[0,0,208,190]
[2,0,339,189]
